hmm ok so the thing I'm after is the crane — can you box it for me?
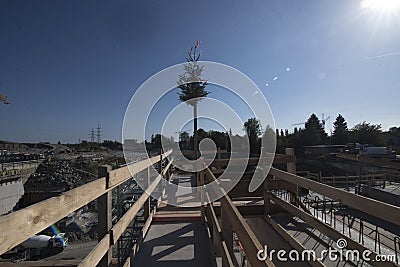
[321,113,331,129]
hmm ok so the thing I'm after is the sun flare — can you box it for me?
[360,0,400,11]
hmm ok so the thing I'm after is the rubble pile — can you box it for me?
[25,159,97,191]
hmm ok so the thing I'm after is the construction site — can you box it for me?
[0,145,399,267]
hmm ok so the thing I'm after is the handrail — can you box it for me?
[0,150,172,256]
[269,167,400,226]
[203,165,275,267]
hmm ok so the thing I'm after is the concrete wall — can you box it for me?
[0,180,24,215]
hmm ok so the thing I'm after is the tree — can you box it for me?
[302,113,327,145]
[178,40,209,158]
[179,131,190,150]
[244,118,262,155]
[332,114,349,144]
[350,122,383,145]
[0,93,9,105]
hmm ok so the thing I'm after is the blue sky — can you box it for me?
[0,0,399,143]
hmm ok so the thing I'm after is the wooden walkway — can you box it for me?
[132,174,215,266]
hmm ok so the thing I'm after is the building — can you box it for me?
[304,144,346,156]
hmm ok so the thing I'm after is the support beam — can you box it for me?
[285,148,298,206]
[269,168,400,226]
[143,167,151,221]
[220,199,234,267]
[97,165,112,267]
[265,215,325,267]
[270,193,396,267]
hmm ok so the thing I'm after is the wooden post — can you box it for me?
[263,178,271,216]
[212,222,221,257]
[158,150,163,201]
[200,171,205,224]
[143,167,151,221]
[220,200,233,267]
[285,148,298,207]
[217,148,221,171]
[98,165,112,267]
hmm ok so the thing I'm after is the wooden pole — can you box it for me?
[98,165,112,267]
[263,178,271,215]
[221,200,233,267]
[285,148,298,207]
[158,150,163,204]
[143,167,151,221]
[200,171,205,224]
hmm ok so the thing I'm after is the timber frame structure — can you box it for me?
[0,148,399,267]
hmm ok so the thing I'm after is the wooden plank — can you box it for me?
[97,165,112,267]
[0,178,107,255]
[141,212,153,239]
[161,159,173,176]
[212,200,264,216]
[123,256,130,267]
[221,196,275,267]
[111,174,161,244]
[285,148,296,174]
[108,150,172,188]
[270,194,396,267]
[265,215,325,267]
[270,167,400,226]
[206,203,235,267]
[143,167,151,221]
[221,241,236,267]
[78,234,111,267]
[204,166,274,266]
[108,155,158,188]
[207,155,295,168]
[220,199,234,267]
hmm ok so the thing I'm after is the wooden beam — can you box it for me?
[97,165,112,267]
[220,199,234,267]
[143,167,151,222]
[212,201,264,216]
[78,234,111,267]
[205,202,235,267]
[220,196,275,267]
[265,215,325,267]
[204,166,275,266]
[270,194,396,267]
[108,151,170,189]
[285,148,296,174]
[269,167,400,226]
[161,159,173,177]
[207,154,295,168]
[0,178,107,255]
[111,174,161,244]
[123,256,130,267]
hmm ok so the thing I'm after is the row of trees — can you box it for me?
[174,41,386,156]
[275,113,384,154]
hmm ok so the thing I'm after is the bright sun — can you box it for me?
[360,0,400,11]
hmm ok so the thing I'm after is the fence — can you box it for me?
[0,150,173,267]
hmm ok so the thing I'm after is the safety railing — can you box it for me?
[0,149,173,267]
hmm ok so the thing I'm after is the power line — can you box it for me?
[89,128,95,143]
[96,124,102,144]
